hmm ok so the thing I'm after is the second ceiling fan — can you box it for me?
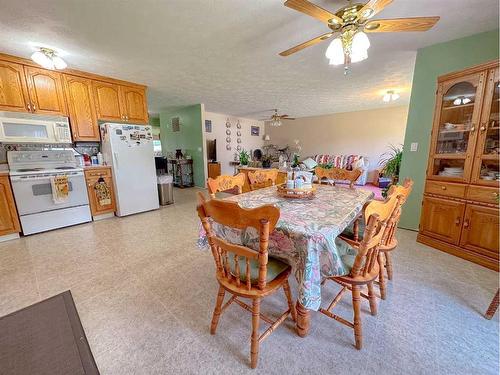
[260,109,296,127]
[279,0,439,72]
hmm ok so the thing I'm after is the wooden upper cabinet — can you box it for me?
[420,196,465,245]
[0,61,29,112]
[24,66,67,115]
[63,74,99,141]
[0,175,20,236]
[121,86,148,124]
[460,204,499,259]
[92,80,123,122]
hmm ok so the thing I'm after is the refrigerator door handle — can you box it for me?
[113,152,119,170]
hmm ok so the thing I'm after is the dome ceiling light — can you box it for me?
[31,47,67,70]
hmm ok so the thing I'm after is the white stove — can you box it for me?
[8,151,91,235]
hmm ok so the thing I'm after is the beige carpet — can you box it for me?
[0,187,498,374]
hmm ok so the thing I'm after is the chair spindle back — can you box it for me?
[207,173,246,198]
[197,192,280,291]
[247,169,279,190]
[314,166,362,188]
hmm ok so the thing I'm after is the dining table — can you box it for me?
[198,183,374,337]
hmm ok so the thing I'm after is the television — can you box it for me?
[206,139,217,162]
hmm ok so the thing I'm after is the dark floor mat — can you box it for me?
[0,290,99,375]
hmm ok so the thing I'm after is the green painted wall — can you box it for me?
[399,29,500,230]
[159,104,205,187]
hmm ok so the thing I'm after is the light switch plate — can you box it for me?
[410,142,418,152]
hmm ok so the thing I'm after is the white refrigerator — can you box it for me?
[100,123,159,216]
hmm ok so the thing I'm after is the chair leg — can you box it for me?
[352,285,362,350]
[385,252,394,280]
[367,282,377,316]
[250,298,261,369]
[378,253,387,300]
[210,285,225,335]
[283,280,297,322]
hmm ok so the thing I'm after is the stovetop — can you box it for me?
[8,150,80,176]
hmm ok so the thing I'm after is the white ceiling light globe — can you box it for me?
[325,38,344,65]
[52,55,67,70]
[351,31,370,63]
[31,51,54,70]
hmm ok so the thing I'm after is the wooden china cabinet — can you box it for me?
[418,60,500,271]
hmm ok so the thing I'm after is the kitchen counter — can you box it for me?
[83,165,111,170]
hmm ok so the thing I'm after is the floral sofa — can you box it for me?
[311,154,369,186]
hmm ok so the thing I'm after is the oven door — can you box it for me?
[10,173,89,215]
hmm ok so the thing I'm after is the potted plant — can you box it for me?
[261,155,272,168]
[379,144,403,197]
[239,149,250,166]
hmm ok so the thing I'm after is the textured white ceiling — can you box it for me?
[0,0,498,118]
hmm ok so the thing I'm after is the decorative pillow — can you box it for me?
[353,157,365,169]
[314,154,330,164]
[330,155,344,168]
[302,157,317,170]
[345,155,360,169]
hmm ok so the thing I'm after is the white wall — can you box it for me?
[266,105,409,182]
[203,111,265,175]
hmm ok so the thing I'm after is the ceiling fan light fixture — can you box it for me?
[351,31,370,62]
[52,55,67,70]
[360,8,374,19]
[325,37,344,65]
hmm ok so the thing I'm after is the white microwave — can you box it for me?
[0,116,72,144]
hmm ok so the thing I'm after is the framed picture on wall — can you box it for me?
[251,126,260,136]
[205,120,212,133]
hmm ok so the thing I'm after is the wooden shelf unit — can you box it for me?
[418,60,500,271]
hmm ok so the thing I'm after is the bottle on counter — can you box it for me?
[97,152,103,165]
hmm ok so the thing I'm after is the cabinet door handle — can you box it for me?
[32,103,36,112]
[454,217,461,225]
[463,219,470,228]
[27,103,31,112]
[480,124,486,131]
[470,125,475,132]
[441,186,446,190]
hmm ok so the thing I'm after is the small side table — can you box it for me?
[168,159,194,188]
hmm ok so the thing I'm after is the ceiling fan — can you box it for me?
[260,109,296,127]
[279,0,440,72]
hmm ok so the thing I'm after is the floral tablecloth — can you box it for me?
[198,185,374,311]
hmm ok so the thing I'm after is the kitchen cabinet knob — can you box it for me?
[26,103,31,111]
[470,126,475,132]
[32,103,36,111]
[480,126,486,131]
[454,218,461,225]
[441,186,446,190]
[463,219,470,228]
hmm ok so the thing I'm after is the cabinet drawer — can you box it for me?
[85,168,112,179]
[467,186,500,205]
[425,181,466,198]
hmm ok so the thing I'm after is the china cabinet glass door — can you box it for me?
[471,67,500,186]
[428,72,485,182]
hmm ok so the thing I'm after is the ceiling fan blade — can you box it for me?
[365,17,440,32]
[284,0,342,25]
[279,32,334,56]
[359,0,393,20]
[283,117,296,120]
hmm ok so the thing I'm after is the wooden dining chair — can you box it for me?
[339,179,413,300]
[197,192,296,369]
[320,193,399,350]
[485,289,499,320]
[207,173,246,198]
[314,166,362,188]
[247,169,278,190]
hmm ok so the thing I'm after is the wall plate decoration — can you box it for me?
[237,145,242,151]
[237,130,241,136]
[236,120,241,129]
[226,129,231,135]
[237,138,242,144]
[226,136,231,143]
[226,119,231,128]
[226,144,232,150]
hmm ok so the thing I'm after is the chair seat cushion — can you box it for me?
[227,254,289,283]
[335,237,359,272]
[341,220,365,240]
